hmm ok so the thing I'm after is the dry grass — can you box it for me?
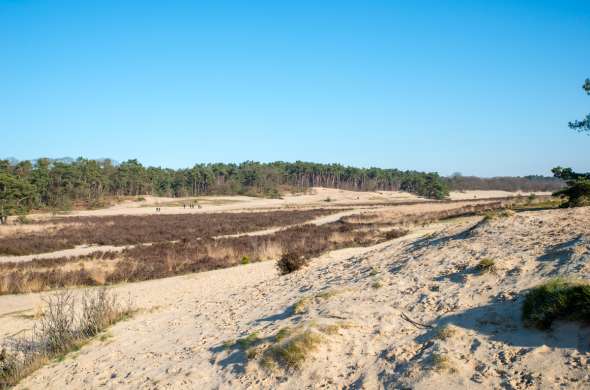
[261,330,323,370]
[0,288,133,387]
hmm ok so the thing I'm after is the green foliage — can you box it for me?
[476,258,496,273]
[241,256,250,265]
[552,167,590,207]
[522,278,590,329]
[0,171,35,223]
[568,78,590,133]
[0,158,450,213]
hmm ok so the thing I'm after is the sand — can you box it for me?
[16,188,546,220]
[2,206,589,389]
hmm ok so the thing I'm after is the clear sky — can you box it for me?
[1,0,589,177]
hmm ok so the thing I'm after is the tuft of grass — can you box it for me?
[275,327,292,342]
[372,280,383,289]
[292,289,341,315]
[261,330,323,370]
[434,325,456,340]
[522,278,590,329]
[292,297,311,315]
[240,256,250,265]
[368,266,379,276]
[476,258,496,274]
[431,353,456,372]
[315,289,340,300]
[483,209,514,221]
[236,332,260,349]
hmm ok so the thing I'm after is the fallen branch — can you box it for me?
[400,312,433,329]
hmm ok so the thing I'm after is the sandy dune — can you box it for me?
[18,188,547,220]
[2,206,589,389]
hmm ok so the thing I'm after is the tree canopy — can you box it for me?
[0,158,451,222]
[568,78,590,132]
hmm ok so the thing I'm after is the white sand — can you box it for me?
[16,188,545,221]
[2,207,589,389]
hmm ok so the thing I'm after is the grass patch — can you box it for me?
[275,327,292,342]
[431,353,455,372]
[292,297,311,315]
[261,330,323,370]
[522,278,590,329]
[236,332,260,349]
[476,258,496,274]
[372,280,383,289]
[292,289,342,315]
[434,325,456,340]
[483,209,514,221]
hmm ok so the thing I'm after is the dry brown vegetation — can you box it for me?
[0,198,532,295]
[0,209,337,256]
[341,199,526,226]
[0,288,132,388]
[0,220,407,294]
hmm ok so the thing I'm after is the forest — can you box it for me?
[0,157,562,220]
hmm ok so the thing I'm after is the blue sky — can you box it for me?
[1,0,589,176]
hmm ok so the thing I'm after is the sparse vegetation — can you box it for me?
[483,209,514,221]
[522,278,590,330]
[371,280,383,289]
[292,297,311,315]
[435,324,456,340]
[0,288,132,387]
[431,353,455,372]
[476,258,496,274]
[261,330,323,370]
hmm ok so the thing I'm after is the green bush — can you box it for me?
[241,256,250,265]
[522,278,590,329]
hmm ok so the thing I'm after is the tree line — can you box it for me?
[445,174,563,193]
[0,159,451,220]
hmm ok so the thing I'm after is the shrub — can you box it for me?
[16,215,31,225]
[384,229,409,240]
[522,278,590,329]
[0,288,132,387]
[277,253,309,275]
[241,256,250,265]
